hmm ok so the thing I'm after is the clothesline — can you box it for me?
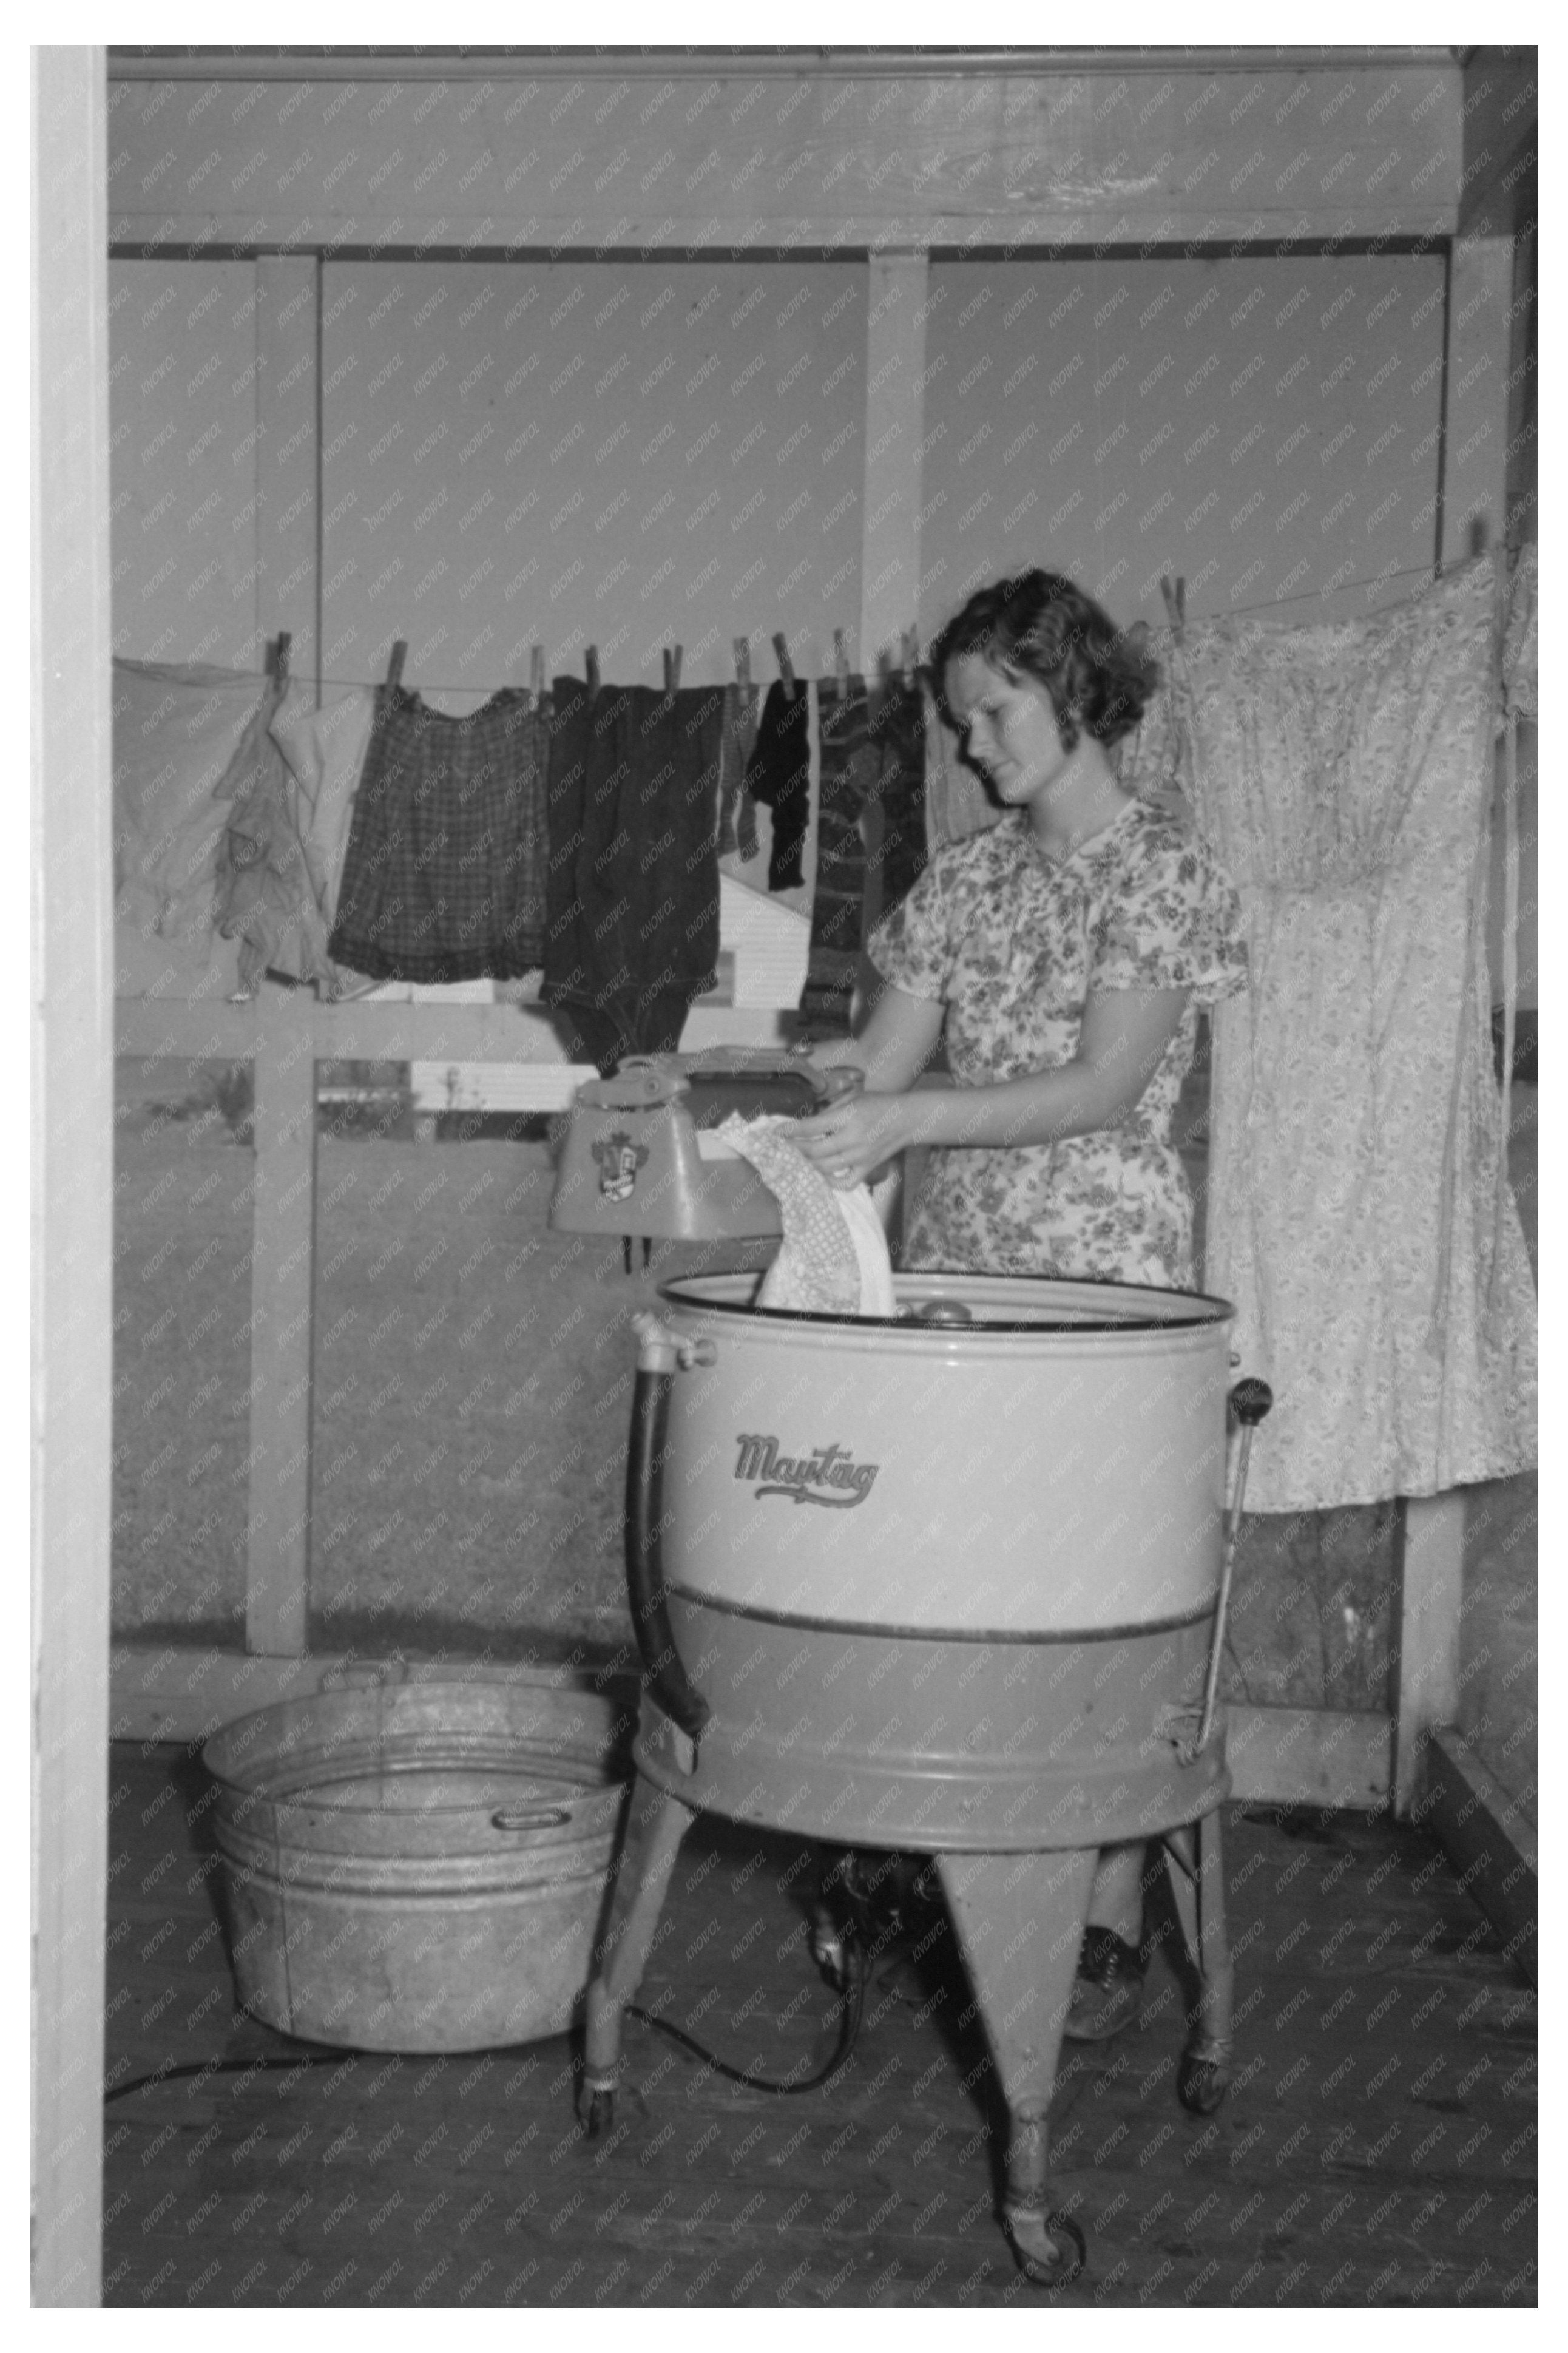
[133,559,1463,699]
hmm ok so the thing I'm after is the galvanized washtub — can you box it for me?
[203,1673,630,2054]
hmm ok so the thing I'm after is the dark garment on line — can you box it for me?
[744,680,811,890]
[717,682,762,861]
[542,677,723,1074]
[327,685,549,982]
[801,679,927,1032]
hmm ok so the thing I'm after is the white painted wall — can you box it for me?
[109,261,261,669]
[919,254,1445,634]
[318,259,865,706]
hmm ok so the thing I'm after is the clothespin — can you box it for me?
[385,640,407,691]
[1468,515,1491,561]
[772,632,797,702]
[899,628,918,688]
[663,645,683,695]
[584,646,600,699]
[1159,578,1186,643]
[268,631,292,688]
[833,630,849,705]
[733,638,751,696]
[530,645,544,700]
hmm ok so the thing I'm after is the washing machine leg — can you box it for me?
[1163,1809,1234,2116]
[579,1770,694,2135]
[935,1846,1096,2288]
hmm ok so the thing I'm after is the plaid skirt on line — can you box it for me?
[328,685,549,983]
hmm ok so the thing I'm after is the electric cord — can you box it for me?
[104,2050,362,2104]
[103,1926,871,2108]
[625,1932,868,2097]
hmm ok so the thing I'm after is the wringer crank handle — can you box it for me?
[1185,1375,1274,1763]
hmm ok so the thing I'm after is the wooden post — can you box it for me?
[859,250,928,678]
[1392,1492,1467,1816]
[1388,230,1515,1816]
[245,987,317,1656]
[256,254,319,696]
[33,42,113,2307]
[1438,235,1512,569]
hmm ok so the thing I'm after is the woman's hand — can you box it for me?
[794,1092,913,1189]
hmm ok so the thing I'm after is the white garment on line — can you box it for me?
[1117,552,1536,1511]
[110,659,255,1000]
[269,686,377,928]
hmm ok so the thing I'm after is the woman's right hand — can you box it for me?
[794,1090,915,1189]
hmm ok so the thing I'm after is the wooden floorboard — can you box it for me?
[100,1745,1536,2309]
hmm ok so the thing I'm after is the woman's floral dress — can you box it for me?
[867,799,1246,1288]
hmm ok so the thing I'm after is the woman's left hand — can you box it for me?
[794,1093,913,1188]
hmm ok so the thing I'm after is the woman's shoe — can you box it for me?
[1062,1926,1146,2042]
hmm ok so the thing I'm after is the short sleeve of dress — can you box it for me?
[1091,817,1248,1004]
[866,845,961,1002]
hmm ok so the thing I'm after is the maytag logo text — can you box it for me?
[733,1435,879,1506]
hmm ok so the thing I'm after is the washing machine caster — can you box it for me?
[1177,2039,1230,2117]
[578,2076,616,2138]
[1004,2205,1087,2289]
[809,1906,850,1992]
[1161,1814,1234,2120]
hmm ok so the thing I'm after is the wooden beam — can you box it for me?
[255,254,319,692]
[244,987,317,1654]
[33,42,113,2310]
[859,251,927,677]
[109,1643,638,1746]
[1438,236,1513,569]
[107,48,1462,81]
[1392,1492,1466,1816]
[1225,1705,1391,1811]
[1504,221,1536,554]
[116,994,799,1064]
[109,1646,1393,1826]
[106,59,1465,252]
[1413,1725,1536,1986]
[1458,46,1537,239]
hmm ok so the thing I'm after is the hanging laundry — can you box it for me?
[542,677,722,1072]
[802,677,927,1032]
[744,680,811,890]
[716,679,762,862]
[111,658,260,999]
[922,674,1002,851]
[860,678,927,930]
[1501,539,1536,716]
[675,681,730,869]
[713,1114,895,1317]
[212,675,340,998]
[327,685,549,983]
[1124,554,1537,1511]
[269,686,377,927]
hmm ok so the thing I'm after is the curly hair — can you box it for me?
[929,570,1159,752]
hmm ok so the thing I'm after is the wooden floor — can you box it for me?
[102,1738,1536,2309]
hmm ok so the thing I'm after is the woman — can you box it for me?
[796,569,1246,2038]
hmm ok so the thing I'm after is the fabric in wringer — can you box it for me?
[714,1115,896,1318]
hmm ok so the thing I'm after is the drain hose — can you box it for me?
[627,1355,711,1746]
